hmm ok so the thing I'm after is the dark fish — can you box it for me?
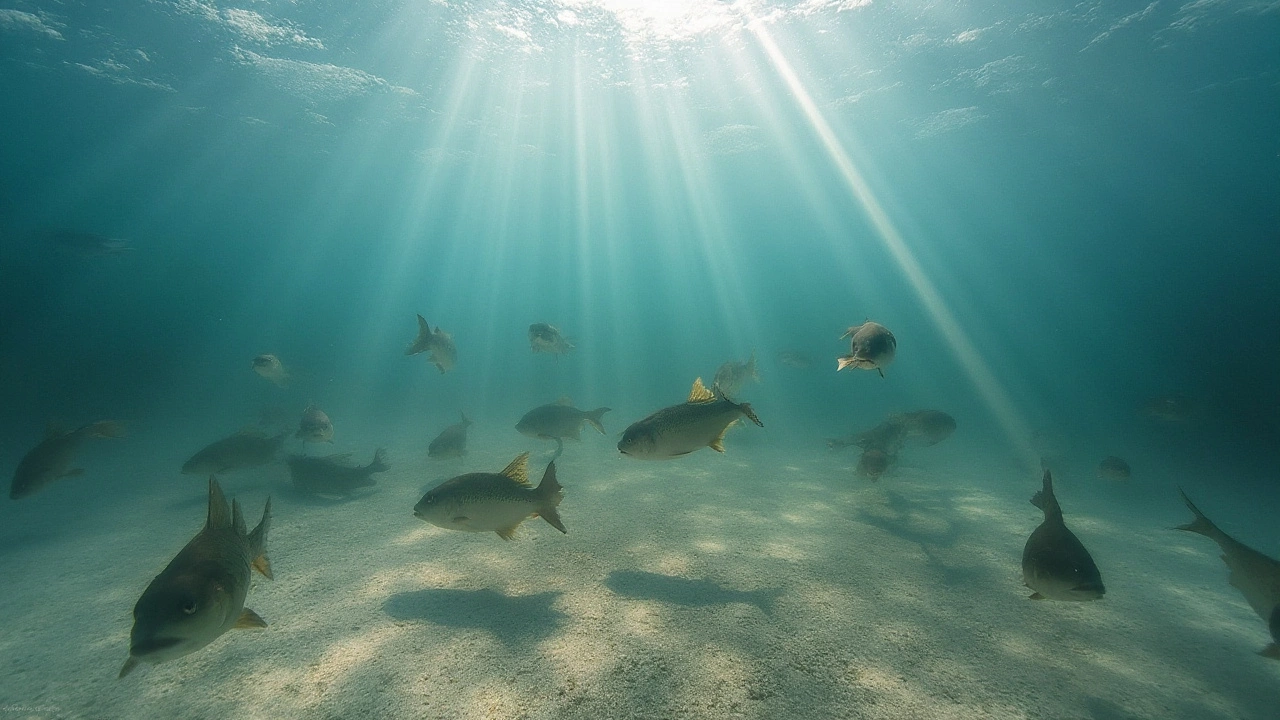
[856,448,893,481]
[837,321,896,376]
[1176,490,1280,660]
[287,449,388,495]
[413,453,566,540]
[1097,456,1131,480]
[296,404,334,443]
[182,430,288,475]
[712,352,760,397]
[1021,470,1105,601]
[528,323,574,355]
[428,412,473,459]
[406,314,457,373]
[516,399,610,441]
[10,421,126,499]
[618,378,763,460]
[896,410,956,446]
[119,477,271,678]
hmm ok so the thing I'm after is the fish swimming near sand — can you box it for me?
[296,404,334,443]
[712,352,760,397]
[251,354,290,387]
[618,378,763,460]
[1021,470,1105,601]
[428,412,472,459]
[516,399,610,442]
[413,453,566,540]
[9,421,126,499]
[406,314,457,373]
[1097,456,1131,481]
[1176,490,1280,660]
[837,321,896,377]
[119,477,271,678]
[181,430,288,475]
[529,323,574,356]
[287,449,388,495]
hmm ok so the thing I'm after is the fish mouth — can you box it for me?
[129,636,182,656]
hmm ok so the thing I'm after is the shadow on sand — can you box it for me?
[605,570,780,614]
[383,588,566,645]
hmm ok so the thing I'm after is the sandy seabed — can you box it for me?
[1,422,1278,720]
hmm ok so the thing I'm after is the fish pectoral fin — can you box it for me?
[452,515,469,522]
[495,523,521,541]
[709,426,731,453]
[1028,592,1045,600]
[235,608,268,629]
[62,467,86,478]
[877,368,885,379]
[252,553,273,580]
[118,656,141,679]
[1260,644,1280,660]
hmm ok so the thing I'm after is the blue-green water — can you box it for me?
[1,2,1278,719]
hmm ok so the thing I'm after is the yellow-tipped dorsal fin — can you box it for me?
[556,396,573,406]
[500,452,531,485]
[687,378,715,403]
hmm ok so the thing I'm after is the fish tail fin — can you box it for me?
[89,421,127,439]
[535,461,567,534]
[738,402,764,428]
[836,355,859,371]
[248,497,273,579]
[586,407,611,435]
[369,448,390,473]
[1174,488,1224,541]
[406,314,431,355]
[1030,470,1060,517]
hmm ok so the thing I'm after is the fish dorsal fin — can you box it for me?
[207,477,232,530]
[417,314,430,334]
[500,452,531,485]
[556,396,573,406]
[232,499,247,535]
[687,378,715,403]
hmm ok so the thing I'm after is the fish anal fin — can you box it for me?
[1029,592,1045,600]
[687,378,715,403]
[709,426,729,453]
[496,524,520,541]
[500,452,531,484]
[235,608,268,629]
[1260,644,1280,660]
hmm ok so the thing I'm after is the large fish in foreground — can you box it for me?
[1021,470,1105,601]
[406,314,457,373]
[181,430,288,475]
[9,421,126,499]
[119,477,272,678]
[413,453,566,540]
[287,449,388,495]
[1176,490,1280,660]
[618,378,763,460]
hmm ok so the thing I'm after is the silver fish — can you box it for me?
[406,314,457,373]
[413,453,566,540]
[516,399,610,441]
[296,404,334,444]
[181,430,287,475]
[712,352,760,397]
[529,323,574,356]
[251,354,289,387]
[618,378,763,460]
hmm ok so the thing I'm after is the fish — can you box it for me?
[528,323,574,356]
[119,477,271,678]
[251,354,289,387]
[896,410,957,446]
[405,314,457,373]
[9,421,126,499]
[856,448,893,481]
[516,399,610,441]
[181,430,288,475]
[837,321,897,377]
[428,412,473,459]
[41,229,133,257]
[296,404,334,443]
[287,449,388,495]
[712,352,760,397]
[1021,470,1105,601]
[413,453,566,540]
[776,350,812,369]
[1097,456,1131,480]
[1176,490,1280,660]
[830,417,908,454]
[618,378,763,460]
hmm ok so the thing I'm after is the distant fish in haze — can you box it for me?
[618,378,763,460]
[119,477,271,678]
[296,404,334,443]
[528,323,574,356]
[9,421,126,500]
[405,314,457,373]
[182,430,288,475]
[1140,394,1197,422]
[287,449,388,495]
[1097,456,1131,481]
[896,410,957,446]
[428,412,473,459]
[837,321,896,376]
[1021,470,1105,601]
[516,399,610,442]
[828,417,908,454]
[856,448,893,481]
[251,354,289,387]
[413,453,566,540]
[713,352,760,397]
[40,229,133,257]
[1177,490,1280,660]
[776,350,812,369]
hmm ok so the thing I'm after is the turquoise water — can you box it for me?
[1,2,1278,719]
